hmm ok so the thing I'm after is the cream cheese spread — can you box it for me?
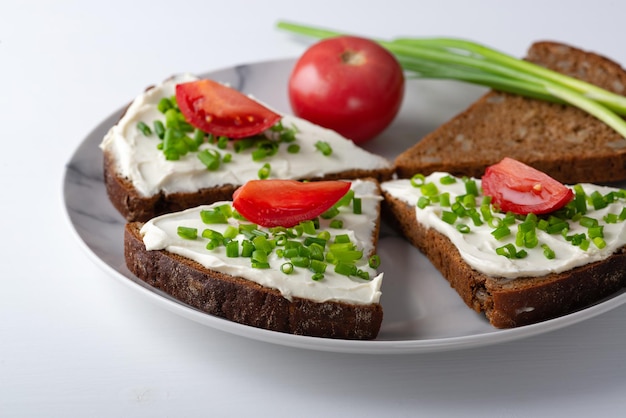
[140,180,383,304]
[381,172,626,279]
[100,74,391,197]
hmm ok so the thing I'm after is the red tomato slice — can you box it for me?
[175,79,281,138]
[482,157,574,215]
[232,179,351,227]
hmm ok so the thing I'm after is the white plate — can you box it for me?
[63,58,626,354]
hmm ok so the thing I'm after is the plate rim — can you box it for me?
[62,56,626,355]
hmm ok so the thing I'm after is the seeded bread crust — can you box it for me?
[394,41,626,184]
[123,179,384,339]
[382,191,626,328]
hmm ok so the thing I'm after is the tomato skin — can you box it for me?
[482,157,574,215]
[176,79,281,138]
[288,36,405,144]
[232,179,351,227]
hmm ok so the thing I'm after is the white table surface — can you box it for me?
[3,1,626,416]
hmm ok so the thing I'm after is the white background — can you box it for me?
[3,1,626,416]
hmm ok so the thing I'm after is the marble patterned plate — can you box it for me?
[62,58,626,354]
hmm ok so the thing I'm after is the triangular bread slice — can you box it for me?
[394,41,626,184]
[381,173,626,328]
[101,74,393,222]
[124,179,384,339]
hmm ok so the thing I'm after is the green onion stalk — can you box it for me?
[276,21,626,139]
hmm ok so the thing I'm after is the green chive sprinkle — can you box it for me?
[541,244,555,259]
[315,141,332,156]
[417,196,430,209]
[410,173,426,187]
[177,226,197,240]
[281,262,294,274]
[137,121,152,136]
[258,163,271,179]
[440,175,457,185]
[329,219,344,229]
[368,254,381,269]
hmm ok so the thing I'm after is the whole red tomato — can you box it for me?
[288,36,405,144]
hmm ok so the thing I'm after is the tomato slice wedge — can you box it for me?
[232,179,352,228]
[482,157,574,215]
[175,79,281,138]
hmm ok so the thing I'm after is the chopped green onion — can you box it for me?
[352,197,362,214]
[420,182,439,197]
[311,273,325,281]
[368,254,381,269]
[200,208,228,224]
[281,262,294,274]
[197,149,221,170]
[309,259,327,274]
[157,97,173,113]
[226,240,239,258]
[287,144,300,153]
[456,223,470,233]
[137,121,152,136]
[464,179,479,196]
[258,163,271,179]
[329,219,344,229]
[241,240,254,257]
[217,135,229,149]
[410,173,426,187]
[315,140,332,156]
[439,175,456,185]
[335,262,357,276]
[321,206,340,219]
[441,211,457,225]
[336,189,355,207]
[233,138,255,153]
[542,244,556,259]
[593,237,607,249]
[590,191,609,210]
[491,225,511,240]
[153,120,165,139]
[291,256,310,268]
[439,192,451,207]
[417,196,430,209]
[177,226,197,240]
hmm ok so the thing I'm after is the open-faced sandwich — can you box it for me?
[382,158,626,328]
[100,75,393,222]
[124,178,384,339]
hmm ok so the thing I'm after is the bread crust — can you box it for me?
[382,191,626,328]
[394,41,626,184]
[124,223,383,339]
[104,149,393,222]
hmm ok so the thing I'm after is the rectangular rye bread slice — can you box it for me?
[394,41,626,184]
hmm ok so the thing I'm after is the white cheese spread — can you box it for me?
[140,180,383,304]
[100,74,391,197]
[381,172,626,279]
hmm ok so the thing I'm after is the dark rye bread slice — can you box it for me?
[104,150,393,223]
[394,41,626,184]
[382,191,626,328]
[123,179,384,339]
